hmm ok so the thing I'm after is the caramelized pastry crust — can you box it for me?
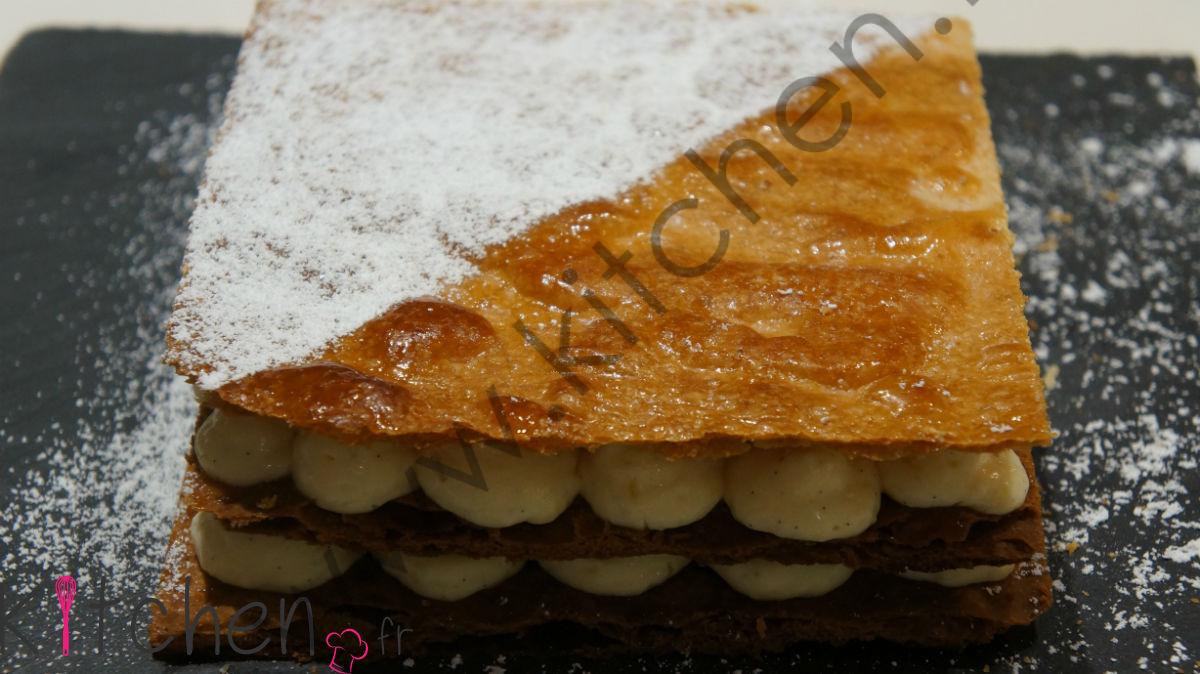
[170,27,1050,459]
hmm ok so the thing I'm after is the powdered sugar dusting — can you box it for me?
[169,0,925,388]
[0,53,230,670]
[1182,138,1200,174]
[990,56,1200,672]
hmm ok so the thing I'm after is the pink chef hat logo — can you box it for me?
[325,628,369,673]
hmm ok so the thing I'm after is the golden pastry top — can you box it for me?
[170,21,1052,458]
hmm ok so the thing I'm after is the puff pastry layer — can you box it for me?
[169,23,1051,460]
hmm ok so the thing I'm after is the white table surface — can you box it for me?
[2,1,1197,72]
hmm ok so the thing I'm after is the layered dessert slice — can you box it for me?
[153,0,1053,662]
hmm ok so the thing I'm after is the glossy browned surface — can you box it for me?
[195,26,1052,456]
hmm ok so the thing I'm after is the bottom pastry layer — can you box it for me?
[149,506,1052,661]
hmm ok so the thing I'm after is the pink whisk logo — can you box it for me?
[54,575,76,656]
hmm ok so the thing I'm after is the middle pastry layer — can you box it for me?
[181,452,1043,572]
[193,407,1031,541]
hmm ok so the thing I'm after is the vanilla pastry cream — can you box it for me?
[724,448,881,541]
[900,564,1016,587]
[189,512,361,593]
[191,408,1030,527]
[879,449,1029,515]
[538,555,689,596]
[416,442,579,527]
[710,560,853,600]
[193,409,295,487]
[579,444,723,529]
[375,551,525,601]
[292,432,418,514]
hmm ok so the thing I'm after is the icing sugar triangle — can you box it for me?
[171,0,923,387]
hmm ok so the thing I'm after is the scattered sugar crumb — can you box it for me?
[1182,139,1200,174]
[1080,280,1108,304]
[1164,539,1200,565]
[1080,137,1105,156]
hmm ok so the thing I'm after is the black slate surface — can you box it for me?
[1,29,1198,674]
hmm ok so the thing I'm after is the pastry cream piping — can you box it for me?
[579,444,723,530]
[189,511,361,593]
[710,560,853,600]
[724,448,882,542]
[416,442,579,527]
[375,551,524,601]
[537,555,689,597]
[292,431,418,514]
[879,449,1029,515]
[193,414,1030,526]
[193,409,294,487]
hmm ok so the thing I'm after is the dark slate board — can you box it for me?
[1,29,1197,674]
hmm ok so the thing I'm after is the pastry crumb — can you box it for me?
[1042,364,1060,390]
[1047,209,1072,225]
